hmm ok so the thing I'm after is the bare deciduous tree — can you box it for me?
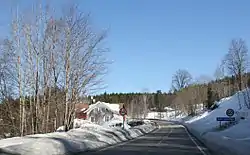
[0,2,109,136]
[214,64,225,80]
[172,69,192,91]
[224,38,248,91]
[141,88,149,119]
[58,6,109,131]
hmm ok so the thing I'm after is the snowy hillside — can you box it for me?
[183,88,250,155]
[185,89,250,134]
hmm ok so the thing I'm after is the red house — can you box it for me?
[75,102,126,125]
[75,103,89,119]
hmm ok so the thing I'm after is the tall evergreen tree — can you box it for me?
[154,90,163,111]
[207,84,214,108]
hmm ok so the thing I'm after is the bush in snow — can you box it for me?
[206,83,214,108]
[210,102,219,111]
[207,83,220,110]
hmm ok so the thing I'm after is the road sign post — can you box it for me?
[119,105,127,129]
[216,109,235,128]
[226,108,235,124]
[216,117,235,121]
[123,115,125,129]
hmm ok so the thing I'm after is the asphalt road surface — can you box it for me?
[81,121,213,155]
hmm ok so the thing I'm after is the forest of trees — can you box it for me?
[0,2,109,137]
[92,91,176,118]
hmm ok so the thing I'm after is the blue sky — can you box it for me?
[1,0,250,94]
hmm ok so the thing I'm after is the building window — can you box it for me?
[105,116,109,122]
[91,116,94,122]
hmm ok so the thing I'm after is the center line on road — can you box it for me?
[158,127,172,144]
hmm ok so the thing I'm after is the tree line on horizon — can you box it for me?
[93,72,250,118]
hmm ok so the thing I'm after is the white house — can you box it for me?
[74,101,125,125]
[83,101,116,125]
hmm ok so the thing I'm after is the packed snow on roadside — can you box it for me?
[102,115,132,129]
[183,88,250,155]
[0,119,156,155]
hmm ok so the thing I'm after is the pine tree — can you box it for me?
[207,84,213,108]
[154,90,162,111]
[103,91,108,102]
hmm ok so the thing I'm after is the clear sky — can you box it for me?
[1,0,250,94]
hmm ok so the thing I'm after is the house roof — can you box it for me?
[85,101,118,115]
[103,103,120,113]
[75,103,89,113]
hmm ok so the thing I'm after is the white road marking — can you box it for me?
[158,127,172,144]
[183,126,207,155]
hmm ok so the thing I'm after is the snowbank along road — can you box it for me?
[77,121,213,155]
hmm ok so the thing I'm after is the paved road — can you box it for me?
[82,121,213,155]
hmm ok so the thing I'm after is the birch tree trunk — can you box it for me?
[12,9,24,136]
[18,56,23,136]
[64,27,70,131]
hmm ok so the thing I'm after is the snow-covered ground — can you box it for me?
[182,89,250,155]
[146,108,186,120]
[0,119,156,155]
[102,115,132,129]
[146,104,205,121]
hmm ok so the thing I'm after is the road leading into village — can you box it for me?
[79,121,213,155]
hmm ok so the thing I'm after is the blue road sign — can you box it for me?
[226,108,234,117]
[216,117,235,121]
